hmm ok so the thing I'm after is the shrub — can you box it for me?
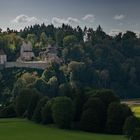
[0,104,16,118]
[52,97,74,129]
[73,92,88,123]
[106,102,132,134]
[32,97,49,123]
[131,128,140,140]
[93,89,119,109]
[27,89,42,120]
[41,100,54,124]
[123,116,140,138]
[80,97,104,132]
[15,88,32,117]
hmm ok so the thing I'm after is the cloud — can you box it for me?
[114,14,125,20]
[82,14,95,23]
[11,15,38,23]
[52,17,80,26]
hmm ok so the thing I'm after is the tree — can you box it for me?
[52,97,74,129]
[32,96,49,123]
[56,29,64,46]
[63,35,78,47]
[123,116,140,139]
[131,128,140,140]
[41,100,54,124]
[80,97,104,132]
[27,33,37,46]
[47,76,59,97]
[68,61,86,89]
[58,83,74,98]
[73,91,88,123]
[27,89,42,120]
[40,32,47,48]
[15,88,32,117]
[93,89,119,110]
[0,104,16,118]
[106,102,132,134]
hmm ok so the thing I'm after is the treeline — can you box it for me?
[0,88,134,134]
[0,23,140,139]
[0,87,140,139]
[0,24,140,98]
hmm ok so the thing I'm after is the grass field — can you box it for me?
[0,119,127,140]
[122,99,140,118]
[131,106,140,118]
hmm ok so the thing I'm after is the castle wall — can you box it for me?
[0,55,7,64]
[5,61,48,70]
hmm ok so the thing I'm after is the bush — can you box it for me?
[80,97,104,132]
[106,102,132,134]
[52,97,74,129]
[93,89,119,109]
[92,89,120,129]
[27,89,42,120]
[131,128,140,140]
[0,104,16,118]
[123,116,140,138]
[41,100,54,124]
[73,92,88,123]
[32,97,49,123]
[15,88,32,117]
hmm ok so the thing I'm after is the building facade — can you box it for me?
[0,49,7,64]
[19,41,35,61]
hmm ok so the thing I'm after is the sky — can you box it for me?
[0,0,140,35]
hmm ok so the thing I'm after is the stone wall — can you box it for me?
[5,61,48,70]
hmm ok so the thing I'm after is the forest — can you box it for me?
[0,24,140,139]
[0,24,139,101]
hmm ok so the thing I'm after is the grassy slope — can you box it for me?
[131,106,140,118]
[122,99,140,118]
[0,119,126,140]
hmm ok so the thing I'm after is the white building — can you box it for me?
[0,49,7,64]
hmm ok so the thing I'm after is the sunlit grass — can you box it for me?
[131,106,140,118]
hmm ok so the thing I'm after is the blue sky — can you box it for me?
[0,0,139,35]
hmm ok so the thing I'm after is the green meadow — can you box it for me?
[131,106,140,118]
[0,119,127,140]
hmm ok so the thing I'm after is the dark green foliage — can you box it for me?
[15,88,32,117]
[52,97,74,129]
[91,89,120,131]
[80,97,104,132]
[93,89,119,108]
[0,23,139,135]
[0,24,140,102]
[27,89,42,120]
[34,78,48,95]
[58,83,74,98]
[63,35,78,47]
[123,116,140,138]
[73,92,88,123]
[41,100,54,124]
[32,97,49,123]
[131,128,140,140]
[0,104,16,118]
[106,102,132,134]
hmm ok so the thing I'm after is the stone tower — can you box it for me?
[19,41,35,61]
[0,49,7,64]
